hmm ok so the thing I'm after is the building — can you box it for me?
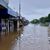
[0,0,19,34]
[0,0,8,33]
[8,7,18,32]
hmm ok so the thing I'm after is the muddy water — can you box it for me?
[0,24,49,50]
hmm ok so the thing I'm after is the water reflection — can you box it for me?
[19,24,48,50]
[0,24,49,50]
[0,27,24,50]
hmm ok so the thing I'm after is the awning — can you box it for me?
[0,5,8,14]
[8,7,18,17]
[0,5,8,19]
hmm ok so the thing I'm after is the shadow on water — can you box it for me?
[0,27,24,50]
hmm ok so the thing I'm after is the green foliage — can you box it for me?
[39,17,45,23]
[47,14,50,22]
[31,19,39,24]
[31,13,50,24]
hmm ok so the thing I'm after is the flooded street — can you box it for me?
[0,24,49,50]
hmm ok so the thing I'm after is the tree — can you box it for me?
[31,19,39,24]
[47,14,50,22]
[39,17,45,23]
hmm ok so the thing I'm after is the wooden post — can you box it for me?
[7,19,9,33]
[5,19,6,35]
[0,19,1,36]
[17,20,19,31]
[9,20,10,32]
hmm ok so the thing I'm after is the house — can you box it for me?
[0,0,8,33]
[8,7,18,32]
[0,0,19,33]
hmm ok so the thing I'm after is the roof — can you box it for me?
[0,0,8,8]
[8,7,18,17]
[0,0,18,18]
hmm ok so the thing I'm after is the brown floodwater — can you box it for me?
[0,24,49,50]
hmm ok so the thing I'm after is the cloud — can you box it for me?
[21,8,50,21]
[9,0,50,21]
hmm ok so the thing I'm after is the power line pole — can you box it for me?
[19,0,21,17]
[17,0,21,31]
[18,0,21,50]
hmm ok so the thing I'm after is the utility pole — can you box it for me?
[18,0,21,50]
[19,0,21,17]
[17,0,21,31]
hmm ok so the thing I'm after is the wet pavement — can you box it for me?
[0,24,49,50]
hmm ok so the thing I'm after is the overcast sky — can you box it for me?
[8,0,50,21]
